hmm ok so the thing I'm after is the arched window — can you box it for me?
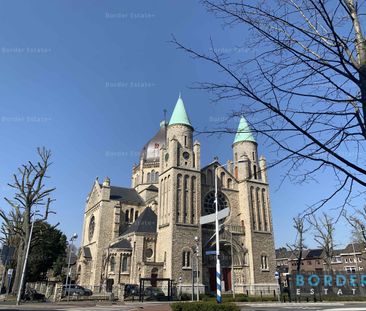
[183,175,189,223]
[135,210,139,220]
[182,251,191,268]
[220,172,225,187]
[147,172,151,183]
[121,256,128,272]
[234,166,238,179]
[125,210,129,223]
[130,208,134,222]
[262,189,268,231]
[256,187,262,230]
[261,254,269,270]
[207,169,213,185]
[110,256,116,272]
[250,187,256,230]
[191,177,196,224]
[151,170,155,182]
[253,165,257,179]
[203,191,229,215]
[201,173,206,184]
[227,178,232,189]
[176,174,182,222]
[155,171,159,182]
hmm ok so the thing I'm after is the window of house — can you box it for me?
[182,251,191,268]
[135,210,139,220]
[110,256,116,272]
[227,178,232,189]
[345,266,356,273]
[261,255,269,270]
[125,210,129,223]
[122,256,128,272]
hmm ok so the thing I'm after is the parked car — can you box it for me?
[62,284,93,297]
[24,287,46,302]
[124,284,139,297]
[143,287,166,301]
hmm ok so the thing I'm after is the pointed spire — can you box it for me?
[169,94,192,127]
[233,116,256,144]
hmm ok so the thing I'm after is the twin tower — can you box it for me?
[151,95,277,293]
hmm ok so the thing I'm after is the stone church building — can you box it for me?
[77,95,277,295]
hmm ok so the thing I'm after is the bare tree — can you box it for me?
[344,205,366,244]
[308,213,335,271]
[173,0,366,214]
[0,147,55,294]
[287,216,308,272]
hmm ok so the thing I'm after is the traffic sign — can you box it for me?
[274,271,279,279]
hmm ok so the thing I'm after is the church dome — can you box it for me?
[140,121,167,163]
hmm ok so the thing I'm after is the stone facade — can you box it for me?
[77,95,277,295]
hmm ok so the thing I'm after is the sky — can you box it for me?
[0,0,362,250]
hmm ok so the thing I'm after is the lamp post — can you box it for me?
[66,233,78,302]
[16,208,39,306]
[194,236,200,301]
[214,159,245,303]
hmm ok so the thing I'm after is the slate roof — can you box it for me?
[107,186,144,205]
[121,207,157,235]
[275,248,292,259]
[110,239,132,250]
[305,249,324,259]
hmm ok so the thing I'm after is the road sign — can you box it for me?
[200,208,230,225]
[205,251,217,255]
[275,271,279,279]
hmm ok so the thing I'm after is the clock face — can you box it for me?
[165,153,169,161]
[88,216,95,241]
[183,152,190,160]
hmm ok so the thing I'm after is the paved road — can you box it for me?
[239,303,366,311]
[0,302,366,311]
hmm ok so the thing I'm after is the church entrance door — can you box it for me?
[209,268,232,292]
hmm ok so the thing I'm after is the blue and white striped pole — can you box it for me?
[214,166,222,303]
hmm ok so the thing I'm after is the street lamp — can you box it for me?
[16,209,39,306]
[194,236,200,301]
[214,157,245,304]
[66,233,78,302]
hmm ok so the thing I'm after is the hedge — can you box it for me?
[171,301,240,311]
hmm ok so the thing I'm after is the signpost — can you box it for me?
[275,271,281,302]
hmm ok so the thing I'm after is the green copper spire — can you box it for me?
[233,116,256,144]
[169,94,192,127]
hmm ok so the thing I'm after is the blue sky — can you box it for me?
[0,0,360,249]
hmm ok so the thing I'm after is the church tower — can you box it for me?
[233,116,276,288]
[156,95,202,289]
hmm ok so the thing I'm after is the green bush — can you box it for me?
[171,301,239,311]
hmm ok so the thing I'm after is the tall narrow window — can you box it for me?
[253,165,257,179]
[147,172,151,183]
[220,172,225,187]
[262,189,268,231]
[207,170,213,185]
[234,166,238,179]
[177,174,182,222]
[184,136,187,147]
[110,256,116,272]
[130,208,134,222]
[125,210,129,223]
[122,256,128,272]
[191,177,196,224]
[250,187,256,230]
[256,187,262,230]
[161,178,165,224]
[182,251,191,268]
[183,175,189,223]
[135,210,139,220]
